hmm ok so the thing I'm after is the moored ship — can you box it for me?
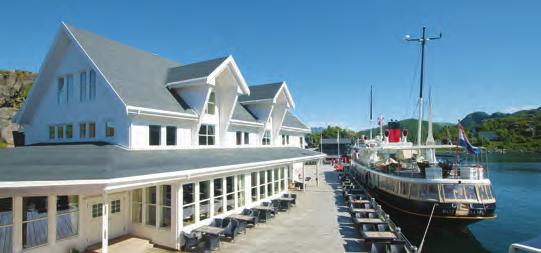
[349,27,496,225]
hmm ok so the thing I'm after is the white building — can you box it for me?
[0,23,324,253]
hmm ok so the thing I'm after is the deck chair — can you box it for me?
[370,242,388,253]
[183,231,202,251]
[241,208,259,226]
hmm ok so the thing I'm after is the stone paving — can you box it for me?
[218,164,365,253]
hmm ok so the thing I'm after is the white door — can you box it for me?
[86,195,127,245]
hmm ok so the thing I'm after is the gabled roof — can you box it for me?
[282,111,310,131]
[165,56,250,95]
[238,82,295,108]
[238,82,283,102]
[64,24,195,114]
[166,56,228,84]
[231,102,259,123]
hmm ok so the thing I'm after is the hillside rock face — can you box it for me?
[0,70,35,146]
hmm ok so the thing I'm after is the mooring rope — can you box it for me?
[418,203,437,253]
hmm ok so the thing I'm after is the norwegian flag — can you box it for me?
[377,114,384,127]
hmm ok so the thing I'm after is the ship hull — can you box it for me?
[365,185,496,226]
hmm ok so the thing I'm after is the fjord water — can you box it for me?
[393,153,541,253]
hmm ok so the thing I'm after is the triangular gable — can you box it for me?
[165,55,250,95]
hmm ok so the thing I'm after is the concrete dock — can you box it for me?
[219,164,365,253]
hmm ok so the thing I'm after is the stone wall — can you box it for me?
[0,70,35,146]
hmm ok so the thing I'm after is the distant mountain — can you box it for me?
[460,111,491,129]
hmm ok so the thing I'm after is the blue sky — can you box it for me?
[1,0,540,130]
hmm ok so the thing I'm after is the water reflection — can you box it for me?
[384,209,490,253]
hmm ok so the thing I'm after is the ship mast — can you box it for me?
[405,27,442,146]
[426,88,435,145]
[369,85,373,140]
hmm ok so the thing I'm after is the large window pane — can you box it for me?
[56,195,78,240]
[237,175,245,207]
[132,189,142,223]
[0,198,12,253]
[236,131,242,145]
[198,125,216,146]
[214,179,223,215]
[244,132,249,145]
[159,185,171,228]
[226,177,234,211]
[23,196,48,249]
[199,181,210,221]
[149,125,161,146]
[146,187,156,226]
[183,183,195,225]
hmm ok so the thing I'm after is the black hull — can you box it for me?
[364,185,496,226]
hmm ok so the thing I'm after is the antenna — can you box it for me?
[404,26,442,146]
[369,85,373,140]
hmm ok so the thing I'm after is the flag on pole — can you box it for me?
[378,114,384,127]
[457,123,481,154]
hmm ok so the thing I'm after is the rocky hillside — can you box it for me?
[0,70,35,147]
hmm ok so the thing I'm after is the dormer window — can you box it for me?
[199,124,215,145]
[57,77,65,105]
[205,92,216,115]
[262,131,271,145]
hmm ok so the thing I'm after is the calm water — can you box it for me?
[391,153,541,253]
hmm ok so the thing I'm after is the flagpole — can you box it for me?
[337,130,340,162]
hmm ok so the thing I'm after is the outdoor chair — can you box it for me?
[204,233,221,251]
[183,231,202,251]
[370,242,389,253]
[210,218,223,228]
[258,206,272,222]
[390,244,407,253]
[222,218,239,241]
[361,224,377,232]
[241,208,259,226]
[282,193,297,205]
[262,201,278,216]
[377,223,390,232]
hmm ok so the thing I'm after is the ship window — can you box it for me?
[420,184,439,201]
[479,185,494,200]
[443,184,466,200]
[465,185,477,200]
[399,181,409,196]
[410,184,420,199]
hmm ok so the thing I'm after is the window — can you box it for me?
[443,184,465,200]
[91,203,103,218]
[214,178,224,215]
[273,168,280,193]
[56,195,78,240]
[262,131,271,145]
[300,137,304,148]
[89,69,96,100]
[159,185,171,228]
[0,198,13,253]
[105,121,115,137]
[199,181,210,221]
[259,171,266,198]
[244,132,249,145]
[80,123,87,138]
[49,126,55,140]
[57,77,65,105]
[80,72,87,102]
[251,172,258,201]
[205,92,216,115]
[236,131,242,145]
[166,126,176,146]
[282,167,287,191]
[89,122,96,138]
[237,175,245,207]
[419,184,439,201]
[66,74,73,104]
[465,185,478,200]
[226,176,234,211]
[183,183,195,225]
[267,170,273,196]
[145,186,157,226]
[131,189,142,223]
[57,126,64,139]
[111,200,121,214]
[199,125,215,145]
[66,124,73,139]
[23,196,48,249]
[149,125,161,146]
